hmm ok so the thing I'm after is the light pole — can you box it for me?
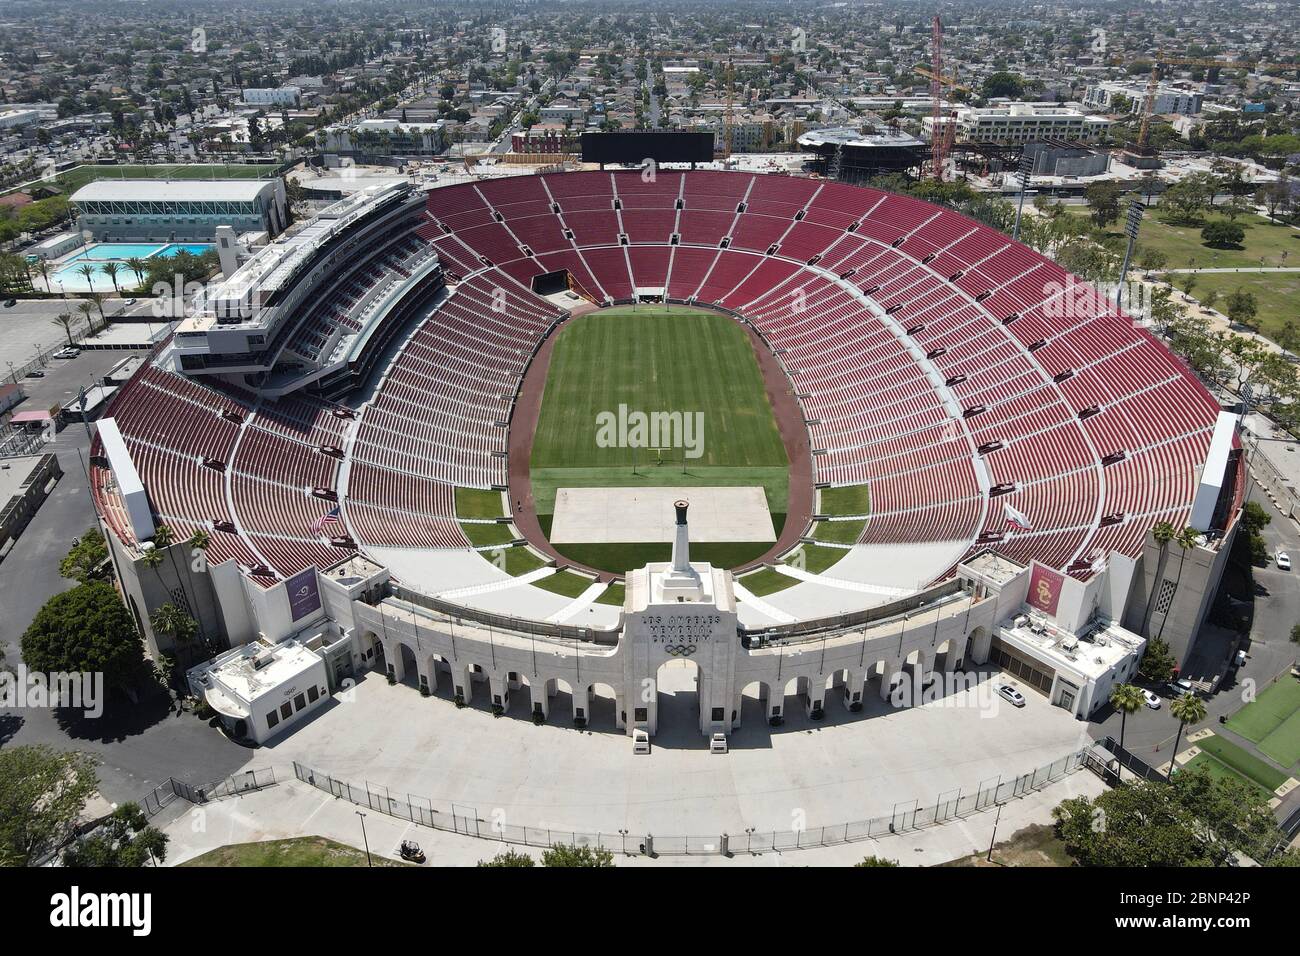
[986,802,1004,863]
[1011,152,1034,241]
[1116,199,1146,309]
[355,810,372,866]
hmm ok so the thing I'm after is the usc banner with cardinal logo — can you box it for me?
[1026,563,1063,616]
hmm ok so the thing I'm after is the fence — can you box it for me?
[293,750,1088,857]
[138,767,278,817]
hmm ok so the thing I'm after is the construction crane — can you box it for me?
[915,65,971,94]
[724,57,735,161]
[929,15,949,181]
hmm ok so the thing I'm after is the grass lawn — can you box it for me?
[1184,271,1300,342]
[473,544,548,576]
[819,484,870,516]
[595,582,625,606]
[1190,733,1287,793]
[181,836,408,867]
[737,566,800,596]
[811,518,866,545]
[1259,709,1300,768]
[528,306,792,574]
[455,487,505,519]
[939,823,1072,867]
[461,521,516,548]
[531,308,789,516]
[531,569,596,598]
[789,543,849,575]
[1226,676,1300,742]
[1140,212,1300,271]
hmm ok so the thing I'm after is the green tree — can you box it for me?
[1084,180,1126,228]
[0,745,99,866]
[1201,220,1245,248]
[1168,692,1208,779]
[854,855,900,867]
[21,580,148,702]
[477,849,536,867]
[981,72,1025,100]
[1109,684,1145,749]
[1223,288,1258,330]
[63,802,168,867]
[1139,635,1177,684]
[1054,766,1280,866]
[58,528,109,583]
[539,844,615,867]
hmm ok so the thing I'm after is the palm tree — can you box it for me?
[1155,527,1205,643]
[51,311,77,347]
[76,262,96,293]
[90,291,108,327]
[124,256,147,289]
[1142,521,1178,634]
[1110,683,1145,750]
[1168,692,1208,780]
[102,261,121,296]
[75,300,96,335]
[150,603,198,652]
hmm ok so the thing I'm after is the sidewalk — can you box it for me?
[163,769,1105,867]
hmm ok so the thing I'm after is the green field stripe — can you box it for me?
[1257,709,1300,769]
[820,484,870,516]
[460,521,515,548]
[455,487,505,519]
[1195,734,1287,791]
[531,570,595,598]
[595,583,625,606]
[738,566,801,596]
[1225,677,1300,743]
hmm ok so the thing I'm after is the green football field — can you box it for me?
[530,307,790,572]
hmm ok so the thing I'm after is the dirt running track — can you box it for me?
[507,303,814,585]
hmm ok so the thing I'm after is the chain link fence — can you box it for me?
[293,750,1088,857]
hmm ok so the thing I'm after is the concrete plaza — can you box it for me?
[204,664,1093,844]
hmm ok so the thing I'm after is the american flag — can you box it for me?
[1004,502,1033,532]
[312,506,341,535]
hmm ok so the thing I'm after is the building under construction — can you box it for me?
[796,125,930,183]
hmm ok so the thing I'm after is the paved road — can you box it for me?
[1158,267,1300,274]
[0,348,249,802]
[1084,481,1300,777]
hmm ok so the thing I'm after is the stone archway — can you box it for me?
[653,658,702,744]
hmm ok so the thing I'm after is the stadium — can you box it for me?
[87,169,1245,744]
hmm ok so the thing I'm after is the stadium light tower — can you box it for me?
[1011,152,1034,241]
[1116,199,1146,308]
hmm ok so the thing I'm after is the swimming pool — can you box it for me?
[63,243,214,262]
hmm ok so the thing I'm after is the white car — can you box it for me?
[1276,551,1292,571]
[1143,689,1162,710]
[997,684,1026,708]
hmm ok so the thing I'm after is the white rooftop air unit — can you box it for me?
[252,649,277,670]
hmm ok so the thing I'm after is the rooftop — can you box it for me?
[70,178,278,204]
